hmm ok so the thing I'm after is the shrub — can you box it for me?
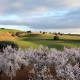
[0,28,5,29]
[43,32,46,34]
[54,32,58,35]
[27,31,31,33]
[0,41,19,52]
[0,46,28,80]
[54,36,59,40]
[15,32,22,37]
[58,32,60,35]
[40,31,42,33]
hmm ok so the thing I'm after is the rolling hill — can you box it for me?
[0,28,80,50]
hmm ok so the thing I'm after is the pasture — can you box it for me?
[0,28,80,50]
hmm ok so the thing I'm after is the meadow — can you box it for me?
[0,28,80,50]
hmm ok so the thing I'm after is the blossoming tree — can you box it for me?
[0,46,29,80]
[0,45,80,80]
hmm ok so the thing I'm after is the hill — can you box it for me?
[0,28,22,40]
[0,28,80,50]
[0,28,21,33]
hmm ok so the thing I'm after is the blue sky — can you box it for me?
[0,0,80,34]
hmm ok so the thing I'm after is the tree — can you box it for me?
[0,46,28,80]
[54,32,58,35]
[15,32,22,37]
[0,28,4,29]
[48,47,80,80]
[0,41,19,52]
[40,31,42,33]
[0,45,80,80]
[43,32,46,34]
[25,46,80,80]
[58,32,60,35]
[24,45,53,80]
[54,36,59,40]
[27,31,31,33]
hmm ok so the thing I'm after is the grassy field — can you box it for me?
[0,28,21,33]
[19,34,80,50]
[0,28,80,50]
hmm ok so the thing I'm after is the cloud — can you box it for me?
[0,0,80,29]
[0,0,80,15]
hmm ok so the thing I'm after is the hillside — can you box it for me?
[0,28,22,40]
[0,28,21,33]
[0,28,80,50]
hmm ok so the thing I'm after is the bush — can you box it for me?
[54,36,59,40]
[1,28,5,29]
[27,31,31,33]
[0,41,19,52]
[43,32,46,34]
[40,31,42,33]
[54,32,58,35]
[15,32,22,37]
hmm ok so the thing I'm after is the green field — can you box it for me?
[0,28,21,33]
[0,28,80,50]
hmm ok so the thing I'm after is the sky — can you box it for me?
[0,0,80,34]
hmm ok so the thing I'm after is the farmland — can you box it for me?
[0,28,80,50]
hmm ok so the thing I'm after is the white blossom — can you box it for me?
[0,45,80,80]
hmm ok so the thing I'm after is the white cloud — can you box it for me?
[0,0,80,30]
